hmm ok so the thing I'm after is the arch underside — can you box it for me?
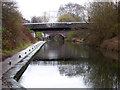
[42,30,70,38]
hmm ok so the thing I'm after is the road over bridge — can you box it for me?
[24,22,89,37]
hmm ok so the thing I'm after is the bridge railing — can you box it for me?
[24,22,89,30]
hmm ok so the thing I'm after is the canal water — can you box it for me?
[18,40,120,88]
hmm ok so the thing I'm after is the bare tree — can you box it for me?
[87,2,118,38]
[31,16,42,23]
[31,12,50,23]
[57,3,85,22]
[42,12,50,22]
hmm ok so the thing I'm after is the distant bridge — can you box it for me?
[24,22,89,38]
[24,22,89,30]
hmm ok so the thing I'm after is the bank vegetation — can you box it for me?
[57,2,120,52]
[84,2,120,52]
[2,1,35,61]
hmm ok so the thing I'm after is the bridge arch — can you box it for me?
[48,33,65,40]
[48,33,66,38]
[24,22,89,38]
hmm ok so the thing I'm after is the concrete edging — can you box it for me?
[2,41,46,89]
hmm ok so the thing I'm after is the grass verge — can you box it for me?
[2,41,38,61]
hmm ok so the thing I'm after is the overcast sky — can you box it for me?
[15,0,116,22]
[15,0,92,22]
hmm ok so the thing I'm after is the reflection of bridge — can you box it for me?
[24,22,89,37]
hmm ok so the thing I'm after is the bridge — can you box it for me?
[24,22,89,38]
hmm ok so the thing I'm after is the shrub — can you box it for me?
[26,27,34,33]
[84,33,104,46]
[67,31,76,40]
[2,1,35,50]
[21,26,35,43]
[36,32,42,40]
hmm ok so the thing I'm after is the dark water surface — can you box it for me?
[18,41,120,88]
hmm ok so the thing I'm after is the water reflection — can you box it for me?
[100,49,119,61]
[32,41,90,61]
[19,41,120,88]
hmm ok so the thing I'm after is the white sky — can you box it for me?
[15,0,91,22]
[15,0,117,22]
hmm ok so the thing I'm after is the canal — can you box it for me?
[18,40,120,88]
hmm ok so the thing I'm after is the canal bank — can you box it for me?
[1,41,46,89]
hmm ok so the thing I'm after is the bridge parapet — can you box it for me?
[24,22,89,30]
